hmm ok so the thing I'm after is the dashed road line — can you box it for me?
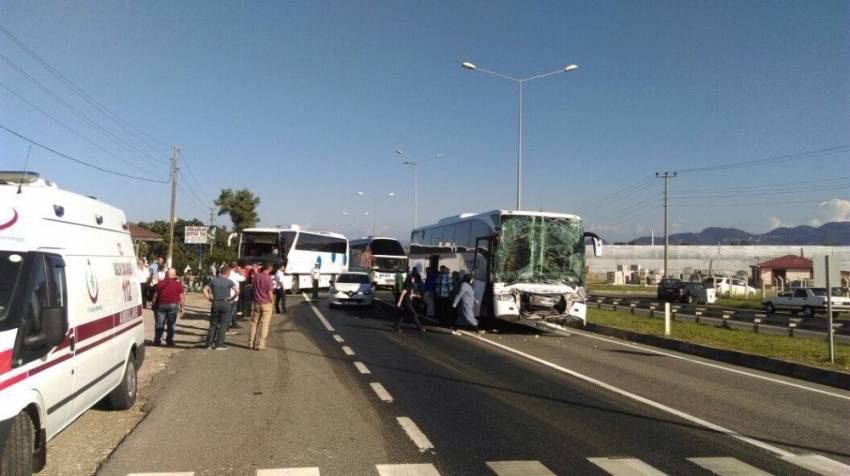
[587,457,667,475]
[353,361,371,374]
[257,468,321,476]
[396,417,434,453]
[332,334,344,343]
[341,345,355,356]
[375,464,440,476]
[370,382,394,402]
[687,457,770,475]
[486,460,556,476]
[454,331,850,474]
[303,293,335,332]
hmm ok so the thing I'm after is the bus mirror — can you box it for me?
[584,232,603,257]
[227,232,238,247]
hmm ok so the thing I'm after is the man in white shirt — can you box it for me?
[227,263,246,329]
[310,264,321,300]
[137,259,152,309]
[273,265,287,314]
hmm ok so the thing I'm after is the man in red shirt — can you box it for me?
[153,267,184,346]
[249,262,275,350]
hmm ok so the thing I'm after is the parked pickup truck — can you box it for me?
[762,287,850,317]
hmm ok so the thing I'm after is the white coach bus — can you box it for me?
[349,237,408,288]
[409,210,602,325]
[235,226,349,291]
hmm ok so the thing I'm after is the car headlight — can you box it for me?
[496,293,515,302]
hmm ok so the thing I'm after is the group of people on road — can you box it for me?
[203,261,288,350]
[393,265,482,334]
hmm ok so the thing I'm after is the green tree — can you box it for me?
[215,188,260,232]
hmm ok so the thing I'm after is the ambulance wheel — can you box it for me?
[0,412,34,475]
[107,357,137,410]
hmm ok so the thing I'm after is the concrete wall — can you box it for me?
[586,245,850,278]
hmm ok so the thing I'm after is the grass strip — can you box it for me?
[587,307,849,371]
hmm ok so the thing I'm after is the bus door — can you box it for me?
[472,236,493,317]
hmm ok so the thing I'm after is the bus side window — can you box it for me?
[24,256,48,337]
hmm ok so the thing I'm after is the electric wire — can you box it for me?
[0,52,168,168]
[672,145,850,174]
[0,23,172,159]
[0,79,167,180]
[177,150,213,204]
[0,123,170,183]
[575,174,656,214]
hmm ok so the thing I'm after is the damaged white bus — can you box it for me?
[408,210,601,325]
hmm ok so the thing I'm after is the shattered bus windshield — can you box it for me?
[494,215,584,287]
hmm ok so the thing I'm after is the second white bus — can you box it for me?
[236,226,349,291]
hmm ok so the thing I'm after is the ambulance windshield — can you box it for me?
[0,252,24,323]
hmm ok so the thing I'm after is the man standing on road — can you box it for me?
[249,262,275,350]
[153,268,184,346]
[203,264,239,349]
[227,262,245,330]
[137,259,151,309]
[310,263,321,300]
[452,274,482,335]
[435,266,452,326]
[395,274,425,333]
[274,265,287,314]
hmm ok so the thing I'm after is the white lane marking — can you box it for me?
[459,329,797,459]
[486,460,556,476]
[396,417,434,453]
[370,382,394,402]
[353,361,371,374]
[303,293,335,332]
[781,454,850,476]
[541,322,850,401]
[257,468,321,476]
[341,345,355,356]
[375,463,440,476]
[587,457,667,475]
[128,473,194,476]
[333,334,344,343]
[687,457,771,475]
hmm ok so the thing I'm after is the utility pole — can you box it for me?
[825,255,835,363]
[656,172,676,278]
[166,147,179,268]
[209,207,215,254]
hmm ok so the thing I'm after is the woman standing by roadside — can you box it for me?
[452,274,482,335]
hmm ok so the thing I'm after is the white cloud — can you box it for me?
[810,198,850,226]
[768,216,782,229]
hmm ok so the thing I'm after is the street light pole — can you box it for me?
[461,61,578,210]
[396,149,444,229]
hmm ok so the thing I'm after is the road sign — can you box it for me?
[184,226,209,244]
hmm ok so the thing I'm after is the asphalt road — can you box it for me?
[96,292,850,475]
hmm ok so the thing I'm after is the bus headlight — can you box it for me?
[496,293,515,302]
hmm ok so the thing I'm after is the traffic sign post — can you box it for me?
[184,226,209,245]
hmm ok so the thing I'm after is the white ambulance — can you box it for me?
[0,172,144,474]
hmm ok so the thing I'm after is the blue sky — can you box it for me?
[1,1,848,242]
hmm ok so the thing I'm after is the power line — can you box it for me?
[0,79,167,180]
[672,145,850,174]
[575,174,656,214]
[0,123,170,183]
[0,52,169,168]
[669,183,850,200]
[177,150,212,204]
[177,169,210,213]
[0,23,172,159]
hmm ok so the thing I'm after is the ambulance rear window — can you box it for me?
[0,252,24,323]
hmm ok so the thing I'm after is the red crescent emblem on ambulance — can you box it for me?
[0,208,17,231]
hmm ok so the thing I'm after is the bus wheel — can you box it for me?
[1,412,35,475]
[107,357,137,410]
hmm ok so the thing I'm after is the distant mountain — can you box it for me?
[628,221,850,245]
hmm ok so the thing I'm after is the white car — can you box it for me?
[763,287,850,317]
[706,277,756,297]
[328,272,375,308]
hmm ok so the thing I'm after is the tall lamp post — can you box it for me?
[461,61,578,210]
[395,149,444,228]
[356,191,395,236]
